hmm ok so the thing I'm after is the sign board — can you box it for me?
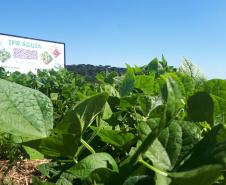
[0,33,65,74]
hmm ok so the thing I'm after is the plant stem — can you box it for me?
[96,115,101,128]
[57,159,74,163]
[75,131,98,157]
[139,159,168,177]
[80,138,96,154]
[73,158,78,164]
[133,106,139,125]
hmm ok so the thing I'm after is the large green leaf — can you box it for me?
[37,161,76,185]
[167,124,226,185]
[0,78,53,138]
[149,124,226,185]
[187,91,214,124]
[179,57,207,88]
[52,92,109,135]
[119,64,135,97]
[90,126,136,148]
[178,124,226,171]
[196,79,226,124]
[187,91,226,126]
[199,79,226,99]
[22,145,45,160]
[168,165,223,185]
[134,75,154,93]
[138,119,200,171]
[22,134,78,157]
[68,152,118,180]
[130,76,182,164]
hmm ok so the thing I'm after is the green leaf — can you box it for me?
[103,111,122,128]
[119,64,135,97]
[175,72,195,93]
[68,152,118,180]
[90,126,136,148]
[149,105,165,118]
[102,85,119,97]
[38,161,76,185]
[96,71,118,85]
[95,72,106,83]
[62,84,75,99]
[138,119,200,171]
[178,124,226,171]
[119,94,138,111]
[187,91,214,124]
[134,65,142,73]
[108,96,120,108]
[50,93,58,102]
[179,57,207,88]
[32,176,56,185]
[113,76,125,86]
[187,91,226,126]
[198,79,226,99]
[137,95,153,117]
[123,175,155,185]
[158,73,185,101]
[134,75,154,93]
[52,92,109,135]
[148,57,159,72]
[100,102,112,120]
[105,71,118,85]
[166,124,226,185]
[0,79,53,139]
[22,145,45,160]
[168,165,223,185]
[162,54,167,67]
[154,162,172,185]
[130,76,182,164]
[22,134,78,157]
[85,168,126,185]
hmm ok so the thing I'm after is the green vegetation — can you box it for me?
[0,49,11,63]
[65,64,126,84]
[40,51,53,64]
[1,55,226,185]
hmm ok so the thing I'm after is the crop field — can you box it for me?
[0,55,226,185]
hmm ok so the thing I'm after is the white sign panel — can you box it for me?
[0,33,65,74]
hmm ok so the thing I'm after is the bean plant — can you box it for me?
[0,55,226,185]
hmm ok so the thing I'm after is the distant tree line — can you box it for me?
[65,64,127,84]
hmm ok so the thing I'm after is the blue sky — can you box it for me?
[1,0,226,79]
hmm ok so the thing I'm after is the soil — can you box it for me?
[0,159,51,185]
